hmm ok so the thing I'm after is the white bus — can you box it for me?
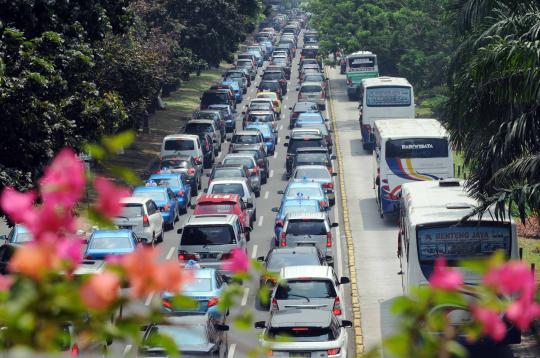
[373,118,453,217]
[359,77,415,151]
[398,179,521,343]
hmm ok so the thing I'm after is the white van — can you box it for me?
[398,179,520,343]
[160,134,203,173]
[359,77,415,151]
[373,118,453,217]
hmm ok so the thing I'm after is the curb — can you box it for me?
[325,65,365,355]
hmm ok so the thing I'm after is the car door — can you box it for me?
[147,200,163,234]
[166,189,177,215]
[181,174,192,199]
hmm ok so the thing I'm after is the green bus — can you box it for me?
[346,51,378,100]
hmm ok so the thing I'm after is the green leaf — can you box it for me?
[108,165,142,186]
[446,340,467,357]
[170,295,198,309]
[145,332,179,357]
[102,130,135,154]
[86,207,115,229]
[83,143,106,160]
[233,310,253,330]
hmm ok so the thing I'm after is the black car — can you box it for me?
[288,101,320,129]
[200,90,230,110]
[196,132,216,169]
[284,132,327,175]
[258,80,282,99]
[261,70,288,94]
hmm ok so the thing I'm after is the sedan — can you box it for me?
[148,173,191,213]
[159,155,202,195]
[84,229,141,260]
[133,185,179,229]
[278,181,330,210]
[292,165,337,206]
[245,123,276,156]
[271,198,323,242]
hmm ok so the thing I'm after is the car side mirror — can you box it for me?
[257,256,265,261]
[283,143,288,147]
[331,155,337,160]
[277,190,284,195]
[177,228,183,234]
[190,204,196,210]
[339,277,350,285]
[341,320,353,328]
[325,255,333,262]
[246,202,254,208]
[331,223,339,228]
[215,324,230,332]
[203,189,208,193]
[271,207,279,212]
[332,172,338,177]
[254,321,266,329]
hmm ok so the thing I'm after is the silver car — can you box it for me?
[222,153,262,195]
[113,197,164,244]
[297,82,326,110]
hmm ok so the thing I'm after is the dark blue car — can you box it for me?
[133,185,178,229]
[148,173,191,214]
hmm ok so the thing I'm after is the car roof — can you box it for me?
[120,196,150,205]
[190,268,216,279]
[269,246,320,255]
[295,147,328,153]
[187,119,215,125]
[270,309,332,328]
[162,314,211,326]
[234,130,260,135]
[232,144,263,151]
[293,101,319,110]
[214,163,246,169]
[196,109,220,114]
[287,181,321,189]
[163,134,199,141]
[298,112,323,118]
[295,165,329,171]
[91,229,132,238]
[290,130,322,139]
[210,177,250,185]
[197,194,241,204]
[185,214,238,226]
[300,82,323,88]
[251,97,273,102]
[285,212,327,221]
[248,111,274,115]
[134,186,169,193]
[224,153,256,160]
[149,173,182,179]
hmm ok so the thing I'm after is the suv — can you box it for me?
[255,309,352,358]
[114,197,164,245]
[279,212,338,265]
[293,147,335,174]
[160,134,203,174]
[231,145,270,182]
[284,131,326,175]
[208,104,235,133]
[229,130,266,156]
[258,80,283,99]
[271,265,349,316]
[193,110,226,139]
[261,70,288,94]
[200,90,231,110]
[184,119,222,155]
[177,214,249,272]
[206,178,256,223]
[235,59,257,80]
[292,165,337,206]
[223,69,250,89]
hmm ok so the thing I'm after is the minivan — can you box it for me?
[160,134,203,173]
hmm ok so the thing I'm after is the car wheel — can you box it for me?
[198,179,202,190]
[192,184,198,196]
[157,227,164,243]
[214,149,219,156]
[255,189,260,198]
[262,174,267,185]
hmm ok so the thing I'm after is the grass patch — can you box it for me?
[163,69,224,113]
[518,237,540,280]
[453,151,469,179]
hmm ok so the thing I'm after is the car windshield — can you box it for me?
[300,85,322,93]
[181,225,235,245]
[151,177,181,188]
[89,236,132,250]
[272,58,287,65]
[185,123,212,134]
[275,279,336,299]
[267,252,320,270]
[260,82,279,90]
[164,140,195,151]
[134,190,167,202]
[283,204,320,217]
[223,158,254,169]
[249,103,272,111]
[211,184,245,196]
[294,167,331,180]
[226,72,242,78]
[248,114,273,122]
[183,278,213,292]
[233,135,259,144]
[286,220,327,235]
[285,187,322,199]
[268,326,335,342]
[213,168,245,178]
[297,113,324,123]
[120,204,144,218]
[296,153,328,165]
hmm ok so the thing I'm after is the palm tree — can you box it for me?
[443,0,540,222]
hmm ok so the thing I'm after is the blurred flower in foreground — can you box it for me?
[0,276,13,291]
[428,257,463,291]
[472,306,506,341]
[80,272,121,310]
[221,247,249,273]
[93,176,131,217]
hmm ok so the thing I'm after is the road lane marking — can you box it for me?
[228,344,236,358]
[241,288,250,306]
[123,344,132,357]
[273,152,277,158]
[196,192,202,199]
[144,292,155,306]
[166,246,175,260]
[269,170,274,178]
[251,244,258,259]
[264,191,269,199]
[258,216,264,227]
[277,137,280,144]
[279,124,283,130]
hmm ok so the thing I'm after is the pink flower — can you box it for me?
[56,237,83,267]
[428,257,463,291]
[473,306,506,341]
[39,148,85,209]
[80,272,120,310]
[154,261,191,293]
[221,248,249,273]
[0,276,13,291]
[30,202,76,240]
[484,261,537,300]
[0,188,37,225]
[93,176,131,218]
[9,241,59,280]
[506,298,540,330]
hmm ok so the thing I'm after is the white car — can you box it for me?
[270,265,349,317]
[206,177,256,224]
[255,309,352,357]
[113,197,164,245]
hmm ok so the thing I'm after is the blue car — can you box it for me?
[0,224,33,245]
[161,268,229,321]
[247,49,263,66]
[245,123,276,155]
[148,173,191,213]
[271,198,323,244]
[133,185,178,229]
[208,104,235,132]
[260,40,273,56]
[278,180,330,211]
[296,112,326,125]
[84,229,140,260]
[221,81,242,103]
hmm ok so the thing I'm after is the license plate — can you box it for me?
[289,353,310,357]
[119,226,131,230]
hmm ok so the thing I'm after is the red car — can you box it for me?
[192,194,252,238]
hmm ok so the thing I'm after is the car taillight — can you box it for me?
[266,349,273,356]
[275,220,284,227]
[161,204,170,211]
[280,232,286,247]
[194,156,200,162]
[253,166,258,174]
[271,297,278,310]
[323,183,334,189]
[162,299,173,309]
[320,200,327,207]
[382,185,390,192]
[326,232,332,248]
[327,348,340,355]
[177,190,184,196]
[71,344,79,357]
[188,168,195,175]
[178,250,197,261]
[207,297,219,308]
[298,93,303,99]
[258,159,265,167]
[347,79,352,86]
[332,296,341,315]
[143,215,150,227]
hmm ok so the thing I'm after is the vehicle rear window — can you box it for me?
[223,158,254,169]
[262,72,282,80]
[286,220,327,235]
[134,190,167,202]
[385,138,449,158]
[120,204,144,218]
[160,159,189,169]
[232,135,259,144]
[181,225,235,245]
[194,203,237,215]
[164,140,195,151]
[275,279,336,299]
[268,327,335,342]
[288,139,324,153]
[152,177,181,188]
[260,81,279,90]
[89,236,132,250]
[183,278,212,292]
[201,92,228,104]
[301,49,318,58]
[294,167,331,180]
[297,123,328,135]
[272,58,287,65]
[185,123,212,134]
[304,74,324,82]
[248,114,273,122]
[296,153,328,165]
[300,85,322,93]
[249,103,272,111]
[213,168,245,178]
[194,112,218,120]
[211,184,245,196]
[267,253,320,270]
[366,86,411,107]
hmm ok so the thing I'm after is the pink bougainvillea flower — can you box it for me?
[154,261,191,293]
[0,275,13,291]
[221,248,249,273]
[80,272,120,310]
[93,176,131,218]
[39,148,85,208]
[0,188,37,226]
[472,306,506,342]
[9,241,59,280]
[30,202,77,240]
[484,261,537,300]
[506,298,540,330]
[56,237,83,267]
[428,257,463,291]
[120,247,159,297]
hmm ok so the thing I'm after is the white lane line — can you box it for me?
[166,246,175,260]
[196,192,202,199]
[269,170,274,178]
[258,216,264,227]
[264,191,269,199]
[144,292,155,306]
[277,137,280,144]
[241,287,250,306]
[280,124,283,130]
[228,344,237,358]
[251,244,258,259]
[122,344,132,357]
[273,152,277,158]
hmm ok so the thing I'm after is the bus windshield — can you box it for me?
[417,223,512,267]
[366,86,411,107]
[386,138,449,158]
